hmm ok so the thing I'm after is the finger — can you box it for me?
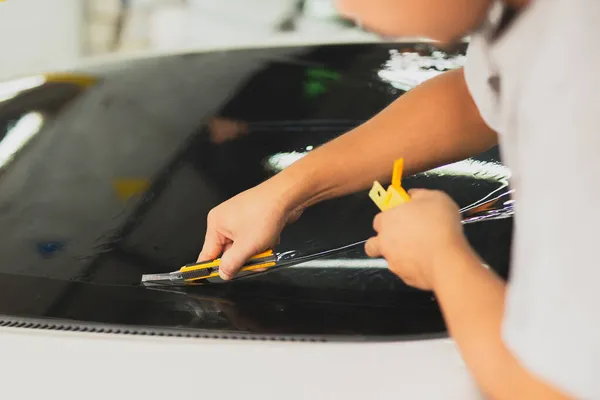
[407,188,430,199]
[364,236,381,258]
[198,230,225,262]
[222,241,233,253]
[372,213,383,233]
[245,237,278,273]
[219,241,258,280]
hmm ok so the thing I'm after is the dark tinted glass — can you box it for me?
[0,43,512,340]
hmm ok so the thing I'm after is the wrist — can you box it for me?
[430,236,480,292]
[265,163,317,214]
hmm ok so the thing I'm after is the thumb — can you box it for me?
[365,236,382,258]
[219,241,258,280]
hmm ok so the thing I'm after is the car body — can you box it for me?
[0,42,511,398]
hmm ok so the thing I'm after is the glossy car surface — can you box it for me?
[0,42,512,340]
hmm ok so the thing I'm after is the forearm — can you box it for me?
[433,244,569,400]
[271,68,497,210]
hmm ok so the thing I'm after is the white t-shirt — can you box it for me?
[464,0,600,398]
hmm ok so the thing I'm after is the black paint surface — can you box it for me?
[0,43,512,340]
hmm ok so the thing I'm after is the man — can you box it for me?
[198,1,600,398]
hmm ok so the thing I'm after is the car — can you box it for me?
[0,41,512,399]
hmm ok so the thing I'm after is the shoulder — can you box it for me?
[463,36,501,132]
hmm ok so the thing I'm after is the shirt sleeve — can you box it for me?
[462,36,502,133]
[500,2,600,398]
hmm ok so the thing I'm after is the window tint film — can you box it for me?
[0,44,511,339]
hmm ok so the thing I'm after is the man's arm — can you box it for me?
[274,67,498,210]
[199,67,498,277]
[432,248,570,400]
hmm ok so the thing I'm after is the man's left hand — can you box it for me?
[365,189,469,290]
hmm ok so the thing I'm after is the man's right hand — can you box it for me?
[197,181,303,280]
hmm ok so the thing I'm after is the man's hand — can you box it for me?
[365,189,468,290]
[198,181,303,280]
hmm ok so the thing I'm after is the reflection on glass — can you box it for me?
[378,50,465,91]
[417,159,511,183]
[460,187,515,224]
[0,76,46,103]
[0,112,45,169]
[208,117,248,144]
[291,258,388,268]
[266,151,511,184]
[265,151,309,172]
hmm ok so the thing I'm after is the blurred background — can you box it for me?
[0,0,399,80]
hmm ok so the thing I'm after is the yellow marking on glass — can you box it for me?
[112,178,150,201]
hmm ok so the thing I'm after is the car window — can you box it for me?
[0,44,512,339]
[0,79,88,170]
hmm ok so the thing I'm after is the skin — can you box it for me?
[338,0,493,44]
[199,0,572,398]
[364,190,570,399]
[200,68,496,275]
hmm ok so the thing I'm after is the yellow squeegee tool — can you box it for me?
[368,158,411,211]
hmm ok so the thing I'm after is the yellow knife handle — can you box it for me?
[180,249,277,282]
[187,258,278,282]
[249,249,275,259]
[238,260,277,273]
[181,249,275,272]
[237,249,277,274]
[181,259,220,273]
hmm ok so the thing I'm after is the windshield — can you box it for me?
[0,43,512,340]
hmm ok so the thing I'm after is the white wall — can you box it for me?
[0,0,82,80]
[143,0,377,53]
